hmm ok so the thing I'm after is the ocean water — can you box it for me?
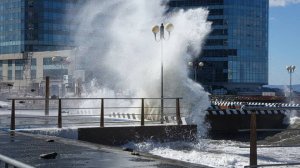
[125,124,300,168]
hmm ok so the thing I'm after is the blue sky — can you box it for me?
[269,0,300,85]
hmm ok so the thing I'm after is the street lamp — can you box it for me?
[152,23,174,124]
[7,83,13,94]
[286,65,296,102]
[52,56,70,97]
[188,61,204,81]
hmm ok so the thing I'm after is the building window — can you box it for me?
[31,58,36,80]
[0,61,2,80]
[43,57,68,80]
[8,60,13,80]
[15,60,24,80]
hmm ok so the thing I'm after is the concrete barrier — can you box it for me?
[206,112,287,133]
[205,111,289,140]
[78,125,197,145]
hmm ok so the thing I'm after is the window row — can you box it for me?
[200,49,237,57]
[41,23,75,31]
[0,45,23,54]
[43,12,67,20]
[43,34,72,43]
[0,23,24,31]
[0,1,24,11]
[0,11,23,21]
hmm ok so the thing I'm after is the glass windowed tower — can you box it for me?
[168,0,269,93]
[0,0,269,94]
[0,0,77,54]
[0,0,78,91]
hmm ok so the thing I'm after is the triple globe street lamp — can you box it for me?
[152,23,174,124]
[286,65,296,102]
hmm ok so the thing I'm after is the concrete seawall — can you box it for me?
[206,113,288,140]
[206,113,287,132]
[78,125,197,145]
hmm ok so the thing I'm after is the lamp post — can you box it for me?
[188,61,204,81]
[286,65,296,102]
[7,83,13,94]
[152,23,174,124]
[52,56,70,97]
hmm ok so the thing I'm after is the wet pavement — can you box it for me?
[0,131,208,168]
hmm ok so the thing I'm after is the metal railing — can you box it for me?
[0,153,35,168]
[241,106,300,168]
[8,97,183,130]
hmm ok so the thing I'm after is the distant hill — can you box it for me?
[266,84,300,92]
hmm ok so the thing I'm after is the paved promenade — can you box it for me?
[0,131,208,168]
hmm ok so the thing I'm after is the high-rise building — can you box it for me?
[168,0,269,94]
[0,0,78,95]
[1,0,269,95]
[0,0,77,55]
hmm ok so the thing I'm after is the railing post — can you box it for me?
[100,98,104,127]
[10,99,15,131]
[176,98,182,125]
[161,97,164,124]
[141,98,144,126]
[45,76,50,116]
[58,98,62,128]
[250,110,257,166]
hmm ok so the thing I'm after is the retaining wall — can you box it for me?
[78,125,197,145]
